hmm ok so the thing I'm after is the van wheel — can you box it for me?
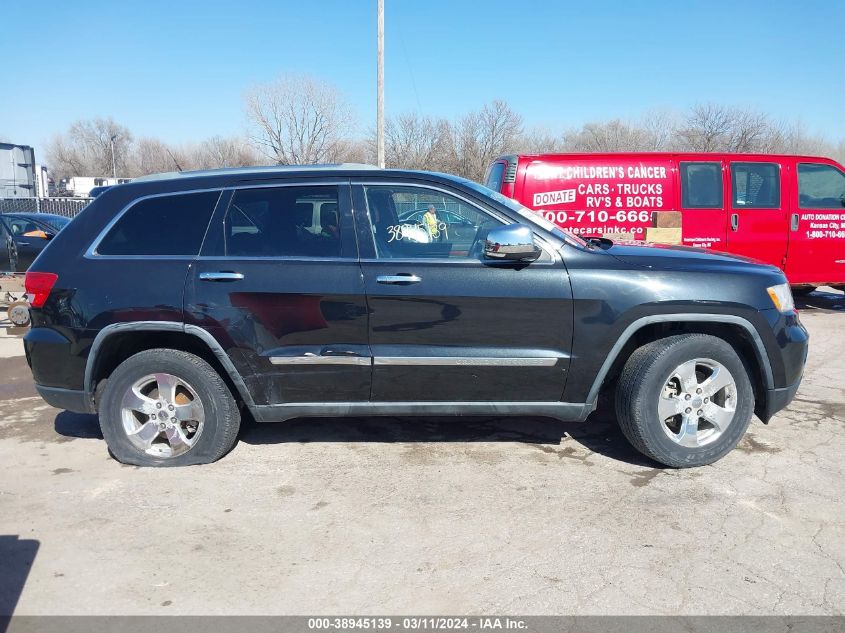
[615,334,754,468]
[98,349,240,467]
[792,285,816,296]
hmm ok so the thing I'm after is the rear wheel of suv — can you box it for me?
[615,334,754,468]
[98,349,241,467]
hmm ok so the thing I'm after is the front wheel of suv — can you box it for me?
[98,349,241,466]
[615,334,755,468]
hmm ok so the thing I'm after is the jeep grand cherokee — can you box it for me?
[23,165,808,467]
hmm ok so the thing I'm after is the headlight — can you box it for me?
[767,283,795,313]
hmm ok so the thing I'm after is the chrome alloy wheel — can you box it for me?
[657,358,737,448]
[120,373,205,458]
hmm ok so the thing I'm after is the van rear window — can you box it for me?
[680,162,723,209]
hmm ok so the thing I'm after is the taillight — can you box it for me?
[25,272,58,308]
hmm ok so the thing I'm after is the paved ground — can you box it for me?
[1,289,843,616]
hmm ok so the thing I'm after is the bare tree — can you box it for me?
[674,104,783,152]
[448,100,523,181]
[381,113,451,169]
[835,140,845,165]
[728,109,771,152]
[563,115,675,153]
[514,126,566,154]
[244,74,355,164]
[641,109,680,151]
[129,138,185,176]
[46,134,90,182]
[674,104,735,152]
[47,117,133,180]
[190,136,262,169]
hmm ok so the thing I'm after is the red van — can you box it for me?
[485,153,845,291]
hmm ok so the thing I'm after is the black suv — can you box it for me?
[23,165,808,468]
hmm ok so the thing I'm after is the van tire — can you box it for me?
[615,334,754,468]
[98,349,241,467]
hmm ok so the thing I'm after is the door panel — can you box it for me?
[785,161,845,285]
[3,216,52,271]
[726,161,789,268]
[0,219,14,272]
[353,183,573,403]
[678,161,728,252]
[184,182,371,405]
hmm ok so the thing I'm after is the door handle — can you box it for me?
[791,213,800,231]
[376,274,421,285]
[730,213,739,231]
[199,271,244,282]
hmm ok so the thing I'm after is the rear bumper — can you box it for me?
[24,327,86,390]
[34,385,93,414]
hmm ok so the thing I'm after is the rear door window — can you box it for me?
[798,163,845,209]
[680,162,723,208]
[731,163,780,208]
[224,185,344,258]
[96,190,221,256]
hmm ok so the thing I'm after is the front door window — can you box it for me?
[363,185,503,259]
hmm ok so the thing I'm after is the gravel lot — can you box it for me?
[1,289,843,616]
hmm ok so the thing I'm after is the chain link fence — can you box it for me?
[0,197,92,218]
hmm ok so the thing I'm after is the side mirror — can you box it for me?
[483,223,541,262]
[44,232,55,240]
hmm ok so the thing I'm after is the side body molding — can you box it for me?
[82,314,774,423]
[584,313,775,406]
[83,321,255,409]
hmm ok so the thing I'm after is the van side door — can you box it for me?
[785,160,845,286]
[678,161,728,252]
[726,161,789,269]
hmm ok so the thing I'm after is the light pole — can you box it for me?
[110,134,118,179]
[377,0,385,169]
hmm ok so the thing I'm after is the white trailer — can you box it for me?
[64,176,132,197]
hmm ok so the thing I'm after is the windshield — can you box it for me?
[456,178,588,248]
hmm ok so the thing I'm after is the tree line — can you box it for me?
[46,73,845,185]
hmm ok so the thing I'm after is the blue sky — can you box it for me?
[2,0,843,159]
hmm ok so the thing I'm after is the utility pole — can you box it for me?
[110,134,118,178]
[376,0,385,168]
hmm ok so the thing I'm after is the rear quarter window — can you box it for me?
[95,191,221,256]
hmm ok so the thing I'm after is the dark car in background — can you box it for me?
[22,165,808,468]
[0,213,71,271]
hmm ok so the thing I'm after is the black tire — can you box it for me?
[792,285,816,296]
[98,349,241,467]
[615,334,754,468]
